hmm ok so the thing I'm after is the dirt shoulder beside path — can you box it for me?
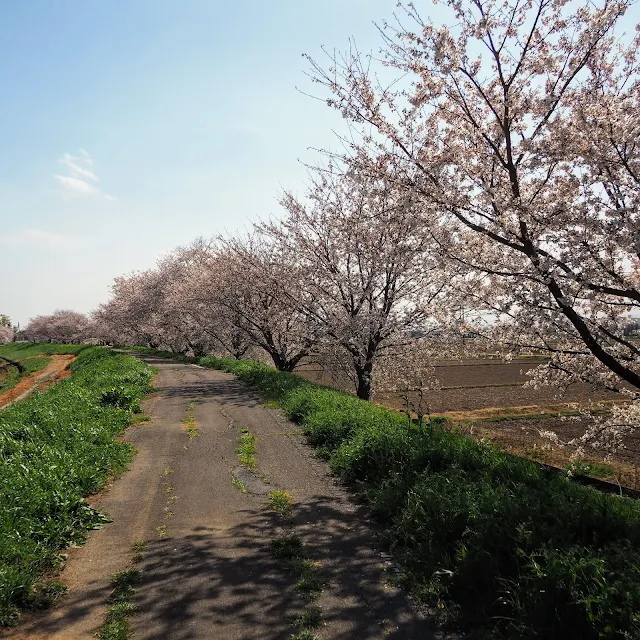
[5,354,443,640]
[0,355,75,409]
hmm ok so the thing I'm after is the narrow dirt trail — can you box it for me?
[5,355,441,640]
[0,355,75,409]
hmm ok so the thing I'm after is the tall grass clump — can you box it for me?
[0,347,153,626]
[198,355,640,639]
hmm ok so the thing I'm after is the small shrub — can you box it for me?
[100,388,139,412]
[291,607,323,629]
[267,490,294,517]
[270,534,305,561]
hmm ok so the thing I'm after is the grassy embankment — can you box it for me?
[0,347,153,626]
[0,343,89,394]
[193,355,640,640]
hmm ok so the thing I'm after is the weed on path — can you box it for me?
[267,491,326,638]
[267,490,293,518]
[98,536,150,640]
[98,541,148,640]
[182,401,200,439]
[236,427,257,469]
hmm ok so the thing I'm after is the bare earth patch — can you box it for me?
[0,355,76,409]
[298,361,638,490]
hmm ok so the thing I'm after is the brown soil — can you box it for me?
[0,355,76,408]
[298,362,638,490]
[457,416,640,491]
[299,361,619,413]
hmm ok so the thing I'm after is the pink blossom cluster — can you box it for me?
[0,325,13,344]
[23,310,90,344]
[303,0,639,447]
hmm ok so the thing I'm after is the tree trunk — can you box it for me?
[231,336,249,360]
[189,343,207,358]
[270,352,287,371]
[272,354,296,372]
[355,360,373,401]
[269,350,305,372]
[0,356,24,373]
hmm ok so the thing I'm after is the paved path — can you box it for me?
[5,355,441,639]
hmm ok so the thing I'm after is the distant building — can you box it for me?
[623,319,640,337]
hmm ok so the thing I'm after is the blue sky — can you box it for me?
[3,1,638,327]
[1,0,396,326]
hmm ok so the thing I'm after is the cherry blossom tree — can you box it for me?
[152,241,222,356]
[23,309,90,343]
[265,167,450,399]
[307,0,640,440]
[98,240,249,358]
[175,247,254,360]
[96,241,221,355]
[212,234,321,371]
[0,315,14,344]
[95,270,167,348]
[0,325,13,344]
[375,338,444,430]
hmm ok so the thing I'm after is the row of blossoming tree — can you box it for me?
[92,167,465,401]
[21,0,640,455]
[300,0,640,454]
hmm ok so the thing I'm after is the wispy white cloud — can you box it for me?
[0,228,81,250]
[55,175,98,196]
[54,150,117,201]
[59,150,98,181]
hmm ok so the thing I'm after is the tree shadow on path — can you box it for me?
[133,499,439,640]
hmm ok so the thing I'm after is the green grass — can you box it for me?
[0,342,88,360]
[236,428,257,470]
[0,347,153,627]
[270,535,325,600]
[567,458,615,479]
[182,401,200,439]
[97,568,141,640]
[291,607,323,629]
[291,630,320,640]
[0,364,20,391]
[131,540,147,564]
[199,355,640,640]
[0,342,89,394]
[98,541,147,639]
[271,533,305,560]
[231,475,248,493]
[0,356,52,392]
[267,490,294,517]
